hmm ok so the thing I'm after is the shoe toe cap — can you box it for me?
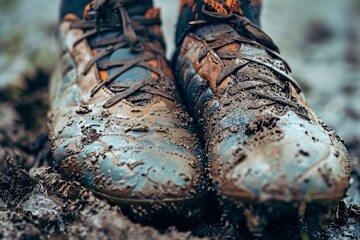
[212,111,350,202]
[53,129,205,203]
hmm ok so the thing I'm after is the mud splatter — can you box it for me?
[0,157,36,207]
[124,124,149,133]
[76,105,93,114]
[81,127,102,145]
[244,114,280,136]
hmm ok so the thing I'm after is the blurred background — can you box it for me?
[0,0,359,199]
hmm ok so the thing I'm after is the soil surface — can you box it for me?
[1,0,360,239]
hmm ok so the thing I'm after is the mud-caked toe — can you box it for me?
[211,111,350,202]
[53,131,204,203]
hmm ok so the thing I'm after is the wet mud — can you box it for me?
[0,68,359,240]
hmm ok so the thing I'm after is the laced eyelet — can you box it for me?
[71,1,175,108]
[131,41,144,52]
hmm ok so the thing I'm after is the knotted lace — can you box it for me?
[70,0,175,108]
[187,5,308,118]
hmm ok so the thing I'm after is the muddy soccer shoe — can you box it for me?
[48,0,206,217]
[174,0,351,232]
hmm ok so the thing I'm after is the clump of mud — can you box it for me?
[0,157,36,207]
[244,114,280,136]
[0,159,205,239]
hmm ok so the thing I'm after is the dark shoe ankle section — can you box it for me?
[176,0,262,45]
[60,0,154,19]
[60,0,91,18]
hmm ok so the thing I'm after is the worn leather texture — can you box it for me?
[175,6,351,203]
[49,7,206,205]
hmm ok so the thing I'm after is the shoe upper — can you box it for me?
[175,2,351,202]
[49,0,206,203]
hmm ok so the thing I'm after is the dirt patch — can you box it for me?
[244,113,280,136]
[0,157,36,207]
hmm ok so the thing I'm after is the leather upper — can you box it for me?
[175,16,351,202]
[49,8,206,203]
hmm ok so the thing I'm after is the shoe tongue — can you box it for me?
[202,0,243,15]
[60,0,91,19]
[84,1,157,102]
[191,0,261,26]
[83,0,153,20]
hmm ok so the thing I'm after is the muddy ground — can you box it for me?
[1,0,360,239]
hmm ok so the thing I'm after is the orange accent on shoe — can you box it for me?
[229,0,243,14]
[203,0,243,15]
[145,7,160,19]
[147,57,160,79]
[99,70,108,81]
[91,48,107,80]
[226,0,233,7]
[63,13,80,21]
[83,3,92,20]
[192,3,197,12]
[180,0,243,15]
[204,0,229,14]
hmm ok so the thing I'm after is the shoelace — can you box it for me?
[187,5,308,119]
[70,0,175,108]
